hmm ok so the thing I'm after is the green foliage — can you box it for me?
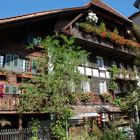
[108,64,118,92]
[77,22,140,48]
[67,94,77,104]
[135,122,140,140]
[51,120,67,140]
[100,93,113,103]
[101,126,127,140]
[99,22,106,33]
[113,27,119,35]
[80,92,93,103]
[19,34,89,139]
[78,22,100,36]
[30,119,40,140]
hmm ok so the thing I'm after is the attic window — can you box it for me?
[86,11,98,23]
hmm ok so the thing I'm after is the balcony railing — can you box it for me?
[0,94,49,113]
[0,94,19,112]
[71,27,135,55]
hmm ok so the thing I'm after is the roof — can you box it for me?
[0,6,88,25]
[0,0,131,25]
[71,105,100,119]
[95,105,121,113]
[129,11,140,19]
[91,0,131,23]
[134,0,140,8]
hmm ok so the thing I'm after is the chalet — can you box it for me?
[0,0,139,138]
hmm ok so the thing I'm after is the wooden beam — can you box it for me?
[19,114,23,140]
[63,13,84,30]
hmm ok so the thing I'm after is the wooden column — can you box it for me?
[18,114,23,140]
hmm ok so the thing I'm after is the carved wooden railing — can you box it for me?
[0,94,19,111]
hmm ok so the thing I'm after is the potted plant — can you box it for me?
[100,92,113,103]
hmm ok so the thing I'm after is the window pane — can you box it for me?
[0,55,4,68]
[5,54,12,67]
[99,81,107,94]
[13,55,19,67]
[78,66,85,75]
[19,59,26,72]
[93,69,99,77]
[85,67,92,76]
[100,71,106,78]
[81,81,90,92]
[97,56,104,68]
[5,86,10,94]
[25,60,30,72]
[32,59,37,74]
[12,86,17,94]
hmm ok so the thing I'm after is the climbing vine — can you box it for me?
[108,64,118,93]
[19,34,89,139]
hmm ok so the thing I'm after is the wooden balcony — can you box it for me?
[0,94,49,113]
[0,94,19,113]
[71,27,136,59]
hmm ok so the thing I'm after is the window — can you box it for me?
[85,67,92,76]
[77,66,85,75]
[32,59,37,74]
[12,86,18,94]
[99,81,107,94]
[5,85,18,94]
[0,54,31,73]
[19,59,26,72]
[93,69,99,77]
[5,54,12,70]
[5,85,10,94]
[0,55,4,68]
[119,63,124,69]
[25,60,30,72]
[99,71,106,78]
[19,59,30,72]
[97,56,104,68]
[13,55,19,71]
[81,81,91,92]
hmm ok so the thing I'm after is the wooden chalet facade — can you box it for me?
[0,0,139,135]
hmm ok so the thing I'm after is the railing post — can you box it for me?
[19,114,23,140]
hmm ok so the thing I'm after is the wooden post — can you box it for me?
[19,114,23,140]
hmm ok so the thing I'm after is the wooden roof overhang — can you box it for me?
[0,0,132,34]
[0,6,89,35]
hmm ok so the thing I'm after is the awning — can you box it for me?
[71,105,99,119]
[94,105,121,113]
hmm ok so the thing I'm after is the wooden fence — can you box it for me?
[0,127,51,140]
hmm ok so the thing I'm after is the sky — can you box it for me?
[0,0,139,19]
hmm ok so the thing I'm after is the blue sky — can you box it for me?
[0,0,138,19]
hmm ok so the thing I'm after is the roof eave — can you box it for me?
[134,0,140,9]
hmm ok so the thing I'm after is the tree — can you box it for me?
[19,34,89,139]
